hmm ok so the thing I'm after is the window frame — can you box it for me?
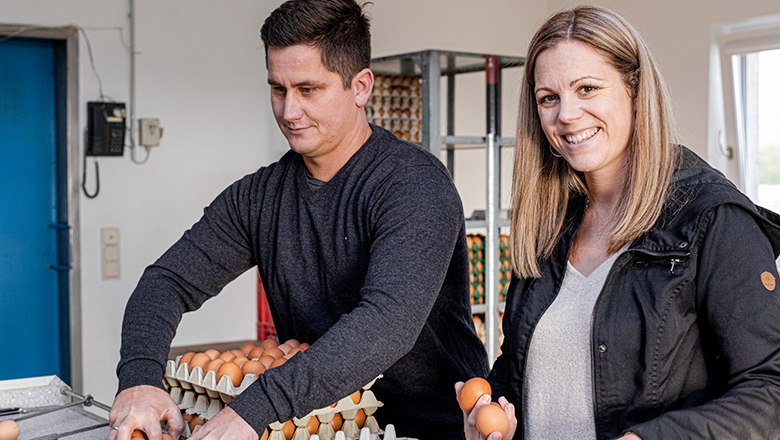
[710,15,780,197]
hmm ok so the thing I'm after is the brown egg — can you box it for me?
[189,352,212,371]
[178,351,196,366]
[258,354,275,368]
[204,349,221,360]
[248,346,265,359]
[298,342,310,351]
[284,338,300,347]
[206,358,224,372]
[281,420,295,440]
[0,420,20,440]
[265,347,285,359]
[242,359,267,376]
[305,416,319,434]
[130,429,148,439]
[261,338,279,350]
[219,351,237,362]
[330,412,343,431]
[234,356,249,367]
[161,435,173,440]
[240,342,257,355]
[475,402,509,437]
[260,428,269,440]
[270,356,287,369]
[231,349,245,357]
[351,390,362,405]
[217,361,244,387]
[354,409,366,428]
[458,377,491,413]
[277,343,293,355]
[189,415,205,432]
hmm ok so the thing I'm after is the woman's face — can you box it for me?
[534,40,634,183]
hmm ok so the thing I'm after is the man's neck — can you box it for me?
[303,122,372,182]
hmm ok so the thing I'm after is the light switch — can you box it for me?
[102,227,120,245]
[101,227,120,280]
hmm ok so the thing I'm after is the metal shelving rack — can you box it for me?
[369,50,525,363]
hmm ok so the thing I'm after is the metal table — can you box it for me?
[0,376,109,440]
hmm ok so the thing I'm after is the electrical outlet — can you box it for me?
[139,118,161,147]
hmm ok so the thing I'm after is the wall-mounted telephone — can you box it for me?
[86,102,126,156]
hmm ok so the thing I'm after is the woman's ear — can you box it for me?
[353,68,374,107]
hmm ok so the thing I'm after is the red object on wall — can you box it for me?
[257,272,276,340]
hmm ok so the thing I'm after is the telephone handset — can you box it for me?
[86,102,126,156]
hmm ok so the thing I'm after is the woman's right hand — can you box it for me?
[455,382,517,440]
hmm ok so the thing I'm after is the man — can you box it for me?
[109,0,488,439]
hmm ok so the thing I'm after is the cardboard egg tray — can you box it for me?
[164,358,385,440]
[366,74,422,143]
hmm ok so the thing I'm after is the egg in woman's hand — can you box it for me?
[458,377,492,413]
[475,402,509,437]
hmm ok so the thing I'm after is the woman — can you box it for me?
[459,5,780,440]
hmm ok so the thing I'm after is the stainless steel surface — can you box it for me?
[0,377,109,440]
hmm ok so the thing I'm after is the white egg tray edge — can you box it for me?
[164,359,386,440]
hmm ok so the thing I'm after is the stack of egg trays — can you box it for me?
[498,234,512,302]
[164,358,384,440]
[365,74,422,143]
[466,234,485,305]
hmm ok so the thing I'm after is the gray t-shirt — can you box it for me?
[523,248,626,439]
[116,125,489,439]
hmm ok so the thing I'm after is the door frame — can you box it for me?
[0,24,82,391]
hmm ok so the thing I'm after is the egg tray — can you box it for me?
[164,359,385,440]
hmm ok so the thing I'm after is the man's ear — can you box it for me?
[352,68,374,107]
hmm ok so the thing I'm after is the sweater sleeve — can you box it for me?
[227,163,466,432]
[116,174,256,393]
[629,204,780,439]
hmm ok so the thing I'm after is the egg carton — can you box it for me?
[165,359,385,440]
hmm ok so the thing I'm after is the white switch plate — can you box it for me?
[101,227,120,280]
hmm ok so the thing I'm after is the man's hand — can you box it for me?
[187,406,259,440]
[108,385,185,440]
[456,382,517,440]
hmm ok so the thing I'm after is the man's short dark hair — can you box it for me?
[261,0,372,88]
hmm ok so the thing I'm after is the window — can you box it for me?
[712,15,780,212]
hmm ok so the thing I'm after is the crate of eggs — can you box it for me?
[365,74,422,144]
[163,338,384,440]
[498,234,512,302]
[466,234,485,305]
[465,234,513,305]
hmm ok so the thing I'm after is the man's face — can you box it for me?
[267,44,363,161]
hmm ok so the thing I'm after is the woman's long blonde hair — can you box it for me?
[511,5,679,278]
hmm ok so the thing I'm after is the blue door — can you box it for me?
[0,38,70,382]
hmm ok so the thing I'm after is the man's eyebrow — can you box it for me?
[267,79,327,87]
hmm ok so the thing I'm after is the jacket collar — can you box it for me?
[561,146,780,258]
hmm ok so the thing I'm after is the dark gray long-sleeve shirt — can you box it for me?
[117,125,489,439]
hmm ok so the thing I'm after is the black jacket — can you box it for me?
[491,147,780,439]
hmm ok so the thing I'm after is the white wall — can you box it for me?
[5,0,779,408]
